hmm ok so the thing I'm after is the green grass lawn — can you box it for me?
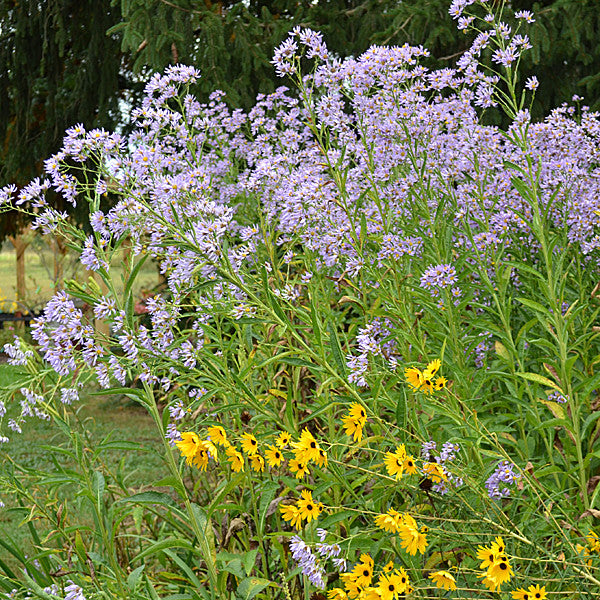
[0,364,165,573]
[0,240,159,313]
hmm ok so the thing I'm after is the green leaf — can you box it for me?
[127,565,145,590]
[118,491,178,508]
[517,372,563,392]
[257,480,279,536]
[516,297,549,315]
[328,321,347,379]
[236,577,272,600]
[92,471,105,502]
[133,538,194,563]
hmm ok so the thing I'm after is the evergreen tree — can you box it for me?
[0,0,126,241]
[112,0,599,117]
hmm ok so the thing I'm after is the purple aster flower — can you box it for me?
[486,460,520,499]
[64,581,86,600]
[420,264,458,292]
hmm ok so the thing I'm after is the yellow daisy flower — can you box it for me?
[429,570,457,591]
[374,508,403,533]
[398,516,428,555]
[384,444,407,480]
[265,444,284,468]
[296,489,322,523]
[289,457,310,479]
[404,366,423,391]
[403,455,418,475]
[377,570,407,600]
[280,504,303,529]
[424,358,441,377]
[225,445,244,472]
[275,430,291,448]
[513,584,547,600]
[250,453,265,472]
[433,376,447,391]
[292,428,322,464]
[481,554,512,591]
[207,425,228,446]
[342,403,367,442]
[423,461,446,483]
[240,432,259,455]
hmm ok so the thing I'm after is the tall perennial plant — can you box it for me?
[1,1,600,598]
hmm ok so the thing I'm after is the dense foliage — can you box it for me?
[1,1,600,599]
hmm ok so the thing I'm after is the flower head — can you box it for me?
[429,570,457,591]
[240,432,259,455]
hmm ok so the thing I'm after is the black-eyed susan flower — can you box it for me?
[424,358,441,377]
[280,504,303,529]
[175,432,202,465]
[512,584,547,600]
[296,489,323,523]
[192,446,209,471]
[477,536,505,569]
[250,453,265,472]
[225,445,244,472]
[403,455,418,475]
[275,430,291,448]
[207,425,228,446]
[240,432,259,455]
[289,457,310,479]
[421,372,435,395]
[374,508,403,533]
[342,402,367,441]
[342,554,374,589]
[429,570,457,591]
[327,589,348,600]
[398,514,428,555]
[383,561,395,573]
[292,428,322,464]
[377,570,407,600]
[314,446,328,468]
[191,439,218,471]
[265,444,284,467]
[434,376,447,391]
[404,366,423,391]
[384,444,407,480]
[423,461,447,483]
[480,554,513,592]
[393,567,410,594]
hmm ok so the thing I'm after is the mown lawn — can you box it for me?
[0,363,165,571]
[0,241,159,313]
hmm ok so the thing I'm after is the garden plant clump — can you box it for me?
[1,0,600,598]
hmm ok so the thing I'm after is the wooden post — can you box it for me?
[8,226,33,330]
[53,236,68,291]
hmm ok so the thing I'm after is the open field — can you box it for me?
[0,364,164,571]
[0,239,159,314]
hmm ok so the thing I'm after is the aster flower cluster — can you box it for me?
[289,535,327,589]
[485,459,520,499]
